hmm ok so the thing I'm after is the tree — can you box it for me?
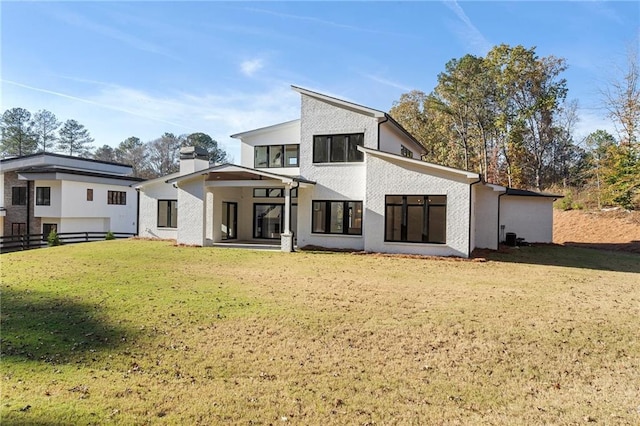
[147,133,182,177]
[183,132,227,163]
[584,130,618,208]
[57,119,94,156]
[115,137,150,178]
[93,145,117,163]
[601,46,640,148]
[1,107,37,156]
[32,110,60,153]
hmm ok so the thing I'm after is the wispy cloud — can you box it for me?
[443,0,492,55]
[49,7,177,60]
[364,74,412,92]
[244,7,418,39]
[240,59,264,77]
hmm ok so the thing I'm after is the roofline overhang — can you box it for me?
[292,85,386,118]
[166,163,315,185]
[230,119,300,139]
[359,146,480,180]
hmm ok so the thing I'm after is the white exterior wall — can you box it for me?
[378,123,422,158]
[0,173,4,208]
[364,155,472,257]
[238,121,301,176]
[473,185,500,250]
[33,179,137,234]
[500,196,555,243]
[177,177,206,246]
[138,180,178,240]
[296,95,374,250]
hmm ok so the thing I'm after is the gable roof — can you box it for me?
[166,163,315,185]
[359,146,480,180]
[230,119,300,139]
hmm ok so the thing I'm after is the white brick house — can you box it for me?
[136,86,559,257]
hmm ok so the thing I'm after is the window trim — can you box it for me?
[107,190,127,205]
[384,195,447,244]
[312,133,364,163]
[11,187,27,206]
[311,200,363,235]
[35,187,51,206]
[157,199,178,228]
[254,144,299,168]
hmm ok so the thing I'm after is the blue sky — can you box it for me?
[1,1,638,162]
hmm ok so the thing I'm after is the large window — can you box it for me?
[385,195,446,243]
[313,133,364,163]
[158,200,177,228]
[254,204,283,239]
[254,144,299,168]
[108,191,127,205]
[312,200,362,235]
[36,187,51,206]
[11,223,26,235]
[12,187,27,205]
[42,223,57,240]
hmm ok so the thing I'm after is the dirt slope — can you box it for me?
[553,209,640,253]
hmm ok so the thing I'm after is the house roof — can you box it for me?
[292,85,386,118]
[504,188,563,198]
[0,152,131,168]
[1,152,133,176]
[166,163,315,185]
[359,146,481,180]
[16,167,145,182]
[230,119,300,139]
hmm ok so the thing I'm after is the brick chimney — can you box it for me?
[179,146,209,175]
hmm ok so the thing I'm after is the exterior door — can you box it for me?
[253,204,283,239]
[222,202,237,240]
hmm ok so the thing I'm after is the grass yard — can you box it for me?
[1,240,639,425]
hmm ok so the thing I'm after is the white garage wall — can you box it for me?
[500,196,555,243]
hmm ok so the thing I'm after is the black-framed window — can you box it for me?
[313,133,364,163]
[87,188,93,201]
[385,195,446,243]
[254,144,299,168]
[253,203,284,239]
[42,223,57,240]
[158,200,177,228]
[11,187,27,206]
[107,191,127,205]
[401,145,414,158]
[312,200,362,235]
[11,223,26,235]
[253,188,298,198]
[36,187,51,206]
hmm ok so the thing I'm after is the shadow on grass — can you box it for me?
[1,288,135,364]
[477,244,640,274]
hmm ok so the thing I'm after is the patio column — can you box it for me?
[281,182,294,252]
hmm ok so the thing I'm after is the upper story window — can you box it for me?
[36,187,51,206]
[11,187,27,206]
[108,191,127,205]
[253,188,298,198]
[87,188,94,201]
[401,145,414,158]
[254,144,299,168]
[313,133,364,163]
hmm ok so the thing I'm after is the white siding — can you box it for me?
[295,94,373,250]
[500,196,555,243]
[138,179,178,240]
[177,177,206,246]
[364,155,472,257]
[473,185,500,250]
[378,122,422,158]
[238,121,301,176]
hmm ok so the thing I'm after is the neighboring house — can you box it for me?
[136,86,560,257]
[0,153,143,238]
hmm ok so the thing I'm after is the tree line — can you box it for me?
[0,108,228,179]
[389,44,639,209]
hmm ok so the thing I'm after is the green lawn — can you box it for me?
[1,240,639,425]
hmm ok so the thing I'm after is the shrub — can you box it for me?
[105,231,115,240]
[47,229,60,247]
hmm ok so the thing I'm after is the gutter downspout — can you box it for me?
[468,176,482,258]
[135,188,140,237]
[377,115,389,150]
